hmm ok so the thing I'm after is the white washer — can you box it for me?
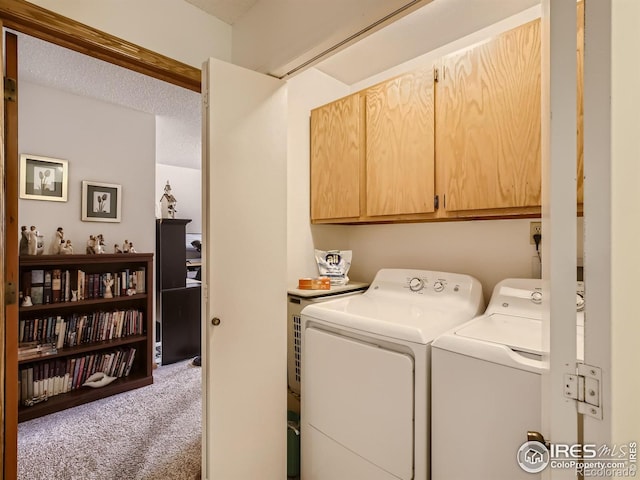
[431,278,584,480]
[301,269,484,480]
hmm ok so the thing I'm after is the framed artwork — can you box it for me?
[19,154,68,202]
[81,180,122,223]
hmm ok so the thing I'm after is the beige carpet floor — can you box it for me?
[18,359,202,480]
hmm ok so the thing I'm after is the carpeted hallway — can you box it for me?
[18,359,202,480]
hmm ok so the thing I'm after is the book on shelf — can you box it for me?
[43,270,52,304]
[77,269,85,301]
[30,269,44,305]
[18,342,57,361]
[63,270,71,302]
[135,268,146,294]
[27,367,33,400]
[51,269,62,303]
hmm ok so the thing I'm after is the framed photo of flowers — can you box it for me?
[19,154,68,202]
[81,180,122,223]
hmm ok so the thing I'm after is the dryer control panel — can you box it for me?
[487,278,586,318]
[366,269,482,302]
[406,276,456,294]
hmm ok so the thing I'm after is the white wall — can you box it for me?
[611,0,640,444]
[286,5,583,304]
[18,81,156,254]
[156,164,202,233]
[27,0,231,68]
[286,68,350,286]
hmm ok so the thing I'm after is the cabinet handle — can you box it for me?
[211,317,221,326]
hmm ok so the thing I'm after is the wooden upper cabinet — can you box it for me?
[310,94,362,222]
[437,20,542,215]
[364,66,436,217]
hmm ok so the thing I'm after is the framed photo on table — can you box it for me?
[19,154,68,202]
[81,180,122,223]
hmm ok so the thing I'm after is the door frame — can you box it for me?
[0,2,201,475]
[0,0,200,93]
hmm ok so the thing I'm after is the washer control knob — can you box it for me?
[531,291,543,304]
[409,277,424,292]
[433,281,445,292]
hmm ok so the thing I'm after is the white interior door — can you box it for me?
[541,2,579,478]
[201,58,287,480]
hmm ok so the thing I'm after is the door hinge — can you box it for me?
[4,77,16,102]
[5,281,17,305]
[434,68,439,82]
[564,363,602,420]
[434,195,439,209]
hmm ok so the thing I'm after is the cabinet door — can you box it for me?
[437,20,541,215]
[365,67,436,217]
[310,94,362,221]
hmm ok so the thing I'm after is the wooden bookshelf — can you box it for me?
[17,253,154,422]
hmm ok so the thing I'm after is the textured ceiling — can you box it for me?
[16,32,202,170]
[183,0,259,24]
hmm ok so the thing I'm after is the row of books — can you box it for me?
[21,267,146,306]
[19,309,145,349]
[17,342,57,362]
[19,347,137,406]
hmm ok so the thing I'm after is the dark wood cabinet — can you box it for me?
[160,285,201,365]
[156,219,190,290]
[156,219,201,365]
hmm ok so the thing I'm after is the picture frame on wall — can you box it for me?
[81,180,122,223]
[19,154,69,202]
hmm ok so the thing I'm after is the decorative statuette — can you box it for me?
[95,234,106,254]
[61,240,74,254]
[27,226,38,255]
[51,227,64,254]
[19,226,29,255]
[103,273,114,298]
[159,181,177,219]
[86,235,96,254]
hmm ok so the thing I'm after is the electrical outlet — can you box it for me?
[530,222,542,244]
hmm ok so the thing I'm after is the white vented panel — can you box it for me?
[293,314,302,385]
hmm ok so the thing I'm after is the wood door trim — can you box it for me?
[4,31,19,480]
[0,0,201,92]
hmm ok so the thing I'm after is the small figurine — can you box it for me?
[103,274,114,298]
[51,227,64,254]
[71,290,78,302]
[86,235,96,254]
[36,231,45,255]
[114,244,122,254]
[27,226,38,255]
[21,295,32,307]
[19,226,29,255]
[95,234,106,254]
[122,240,131,253]
[159,181,177,219]
[61,240,73,254]
[128,242,137,253]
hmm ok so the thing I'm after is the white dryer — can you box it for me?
[300,269,484,480]
[431,278,584,480]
